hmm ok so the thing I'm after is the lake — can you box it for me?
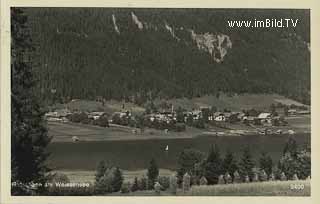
[47,133,310,171]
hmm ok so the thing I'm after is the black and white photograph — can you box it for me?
[7,6,312,197]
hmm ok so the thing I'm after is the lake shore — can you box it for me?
[48,114,310,142]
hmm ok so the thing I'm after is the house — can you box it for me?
[288,109,297,116]
[88,112,106,120]
[45,109,71,122]
[242,116,256,122]
[258,113,272,123]
[297,110,310,115]
[214,112,226,122]
[214,115,226,122]
[237,112,246,120]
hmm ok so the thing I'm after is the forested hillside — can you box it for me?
[23,8,310,105]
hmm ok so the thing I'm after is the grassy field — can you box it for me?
[107,180,310,196]
[52,94,309,115]
[182,180,310,196]
[157,93,309,112]
[48,121,204,142]
[54,169,174,184]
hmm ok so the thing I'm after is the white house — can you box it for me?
[214,115,226,122]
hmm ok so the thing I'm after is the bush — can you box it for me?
[81,117,93,125]
[278,149,310,180]
[94,173,114,194]
[158,176,170,190]
[131,177,139,192]
[68,112,88,123]
[120,182,130,193]
[138,175,147,190]
[111,167,123,192]
[93,115,109,127]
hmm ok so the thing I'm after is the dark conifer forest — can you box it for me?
[24,8,310,105]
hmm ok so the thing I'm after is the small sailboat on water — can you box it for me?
[165,145,169,151]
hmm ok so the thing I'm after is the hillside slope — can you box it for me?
[23,8,310,104]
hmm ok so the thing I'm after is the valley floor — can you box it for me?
[48,114,310,143]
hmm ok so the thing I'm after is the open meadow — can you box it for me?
[105,180,310,196]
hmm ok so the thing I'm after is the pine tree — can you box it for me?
[94,160,107,183]
[204,144,223,184]
[131,177,139,192]
[11,8,52,195]
[147,158,159,187]
[283,137,298,157]
[239,146,255,181]
[177,148,204,184]
[259,152,273,175]
[222,150,238,177]
[112,167,124,192]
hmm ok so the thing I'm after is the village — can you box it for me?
[44,100,310,141]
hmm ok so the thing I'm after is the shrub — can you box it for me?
[158,176,170,190]
[68,112,88,123]
[81,117,93,125]
[93,115,109,127]
[138,175,147,190]
[95,173,114,194]
[120,182,130,193]
[279,137,311,180]
[131,177,139,192]
[111,167,123,192]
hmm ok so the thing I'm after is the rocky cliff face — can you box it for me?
[112,11,233,63]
